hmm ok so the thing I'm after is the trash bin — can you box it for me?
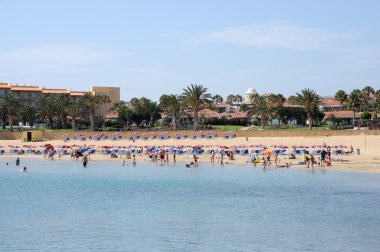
[356,149,360,155]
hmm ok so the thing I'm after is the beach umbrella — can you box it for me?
[262,150,271,155]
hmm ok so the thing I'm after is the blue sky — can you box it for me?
[1,0,379,100]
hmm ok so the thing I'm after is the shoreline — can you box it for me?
[1,135,379,174]
[1,153,379,174]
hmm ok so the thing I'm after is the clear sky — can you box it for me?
[1,0,379,100]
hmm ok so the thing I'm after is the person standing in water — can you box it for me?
[173,150,176,163]
[132,155,136,167]
[274,153,279,167]
[16,157,20,166]
[82,154,88,167]
[211,150,215,164]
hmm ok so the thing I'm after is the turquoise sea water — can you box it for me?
[0,158,380,252]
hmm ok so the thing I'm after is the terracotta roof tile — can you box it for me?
[10,86,41,91]
[198,109,220,117]
[42,89,70,94]
[0,83,11,88]
[70,92,86,97]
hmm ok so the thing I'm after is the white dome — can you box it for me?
[246,88,256,94]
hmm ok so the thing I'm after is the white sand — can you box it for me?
[1,135,379,173]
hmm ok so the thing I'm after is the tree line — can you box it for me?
[0,84,379,131]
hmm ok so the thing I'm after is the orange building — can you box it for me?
[0,82,120,117]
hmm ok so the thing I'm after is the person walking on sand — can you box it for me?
[132,155,136,167]
[173,151,176,163]
[220,152,224,166]
[211,150,215,164]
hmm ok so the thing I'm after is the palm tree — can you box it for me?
[291,89,322,130]
[239,103,248,112]
[334,90,348,111]
[226,94,235,105]
[235,94,243,103]
[66,99,82,131]
[347,89,361,127]
[361,86,375,111]
[374,90,380,111]
[18,104,37,127]
[56,93,71,128]
[34,94,58,128]
[109,101,132,130]
[0,98,7,129]
[246,93,273,130]
[159,94,182,130]
[101,94,111,116]
[83,93,97,130]
[182,84,212,131]
[268,93,286,126]
[146,102,161,127]
[212,94,223,106]
[4,93,21,131]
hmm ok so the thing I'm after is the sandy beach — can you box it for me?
[1,134,379,173]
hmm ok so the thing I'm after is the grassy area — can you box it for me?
[251,125,331,131]
[212,125,246,131]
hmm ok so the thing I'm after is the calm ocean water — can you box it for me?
[0,158,379,252]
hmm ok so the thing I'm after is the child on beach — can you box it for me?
[193,154,198,167]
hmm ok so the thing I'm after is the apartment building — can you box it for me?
[0,83,120,117]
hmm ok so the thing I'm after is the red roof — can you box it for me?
[322,100,340,107]
[217,103,229,108]
[70,92,86,97]
[10,86,41,91]
[324,111,361,119]
[0,83,11,89]
[42,89,70,94]
[198,109,220,118]
[105,112,118,119]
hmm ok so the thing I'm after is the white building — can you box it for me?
[244,88,257,103]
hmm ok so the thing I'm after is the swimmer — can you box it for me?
[21,166,27,172]
[186,161,195,168]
